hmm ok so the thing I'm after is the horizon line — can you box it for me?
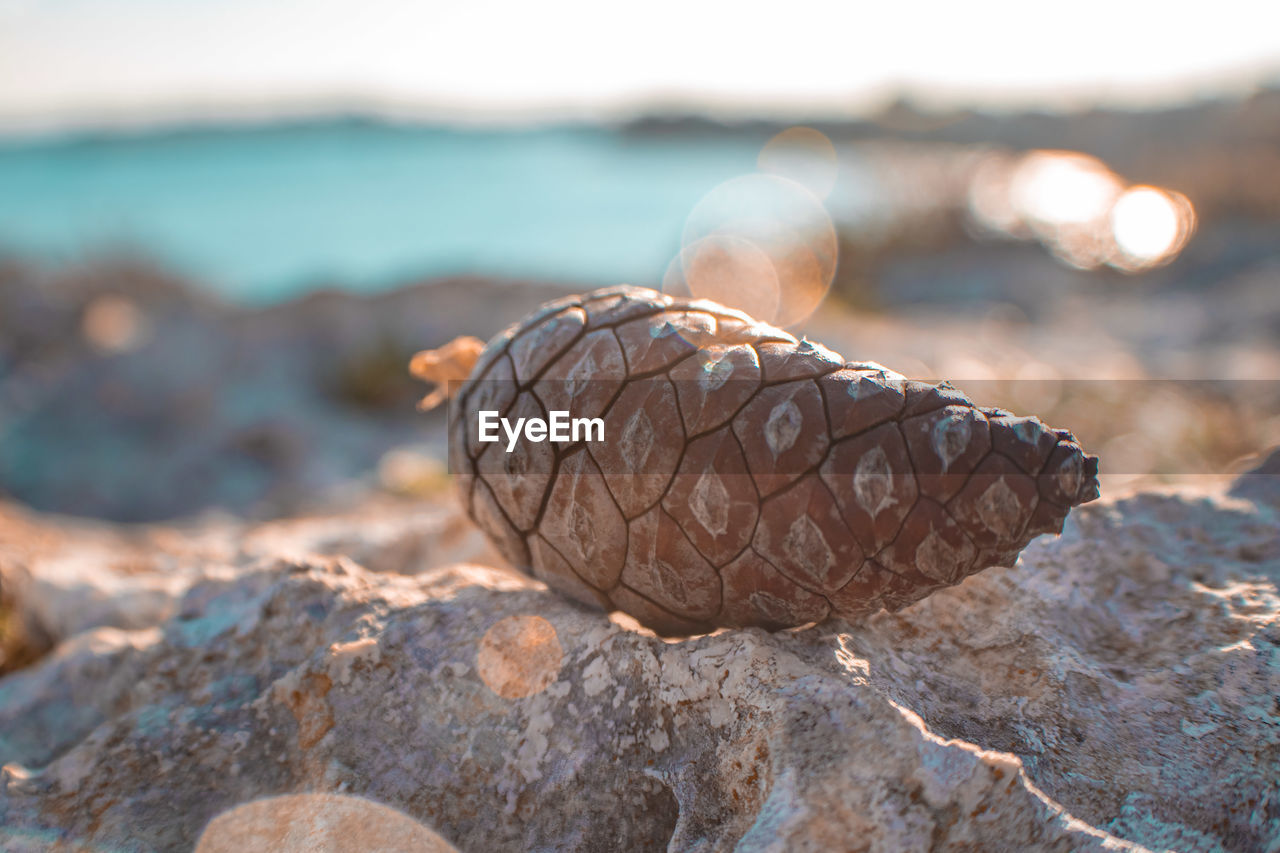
[2,75,1278,143]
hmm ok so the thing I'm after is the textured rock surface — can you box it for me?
[0,457,1277,851]
[0,497,501,665]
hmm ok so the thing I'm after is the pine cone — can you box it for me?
[422,286,1100,636]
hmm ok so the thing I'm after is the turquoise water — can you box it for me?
[0,121,771,303]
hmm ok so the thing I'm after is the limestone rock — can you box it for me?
[0,497,500,655]
[0,461,1275,851]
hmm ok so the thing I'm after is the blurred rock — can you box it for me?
[0,457,1277,851]
[1229,446,1280,509]
[0,257,576,522]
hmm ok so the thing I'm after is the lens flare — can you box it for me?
[966,148,1196,274]
[1011,151,1123,228]
[663,235,780,323]
[967,152,1022,235]
[1110,186,1196,269]
[195,794,457,853]
[82,294,148,353]
[758,126,839,199]
[675,174,836,327]
[476,613,563,699]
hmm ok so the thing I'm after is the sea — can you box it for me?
[0,120,788,303]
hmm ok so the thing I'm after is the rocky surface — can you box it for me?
[0,495,503,661]
[0,454,1276,851]
[0,258,579,522]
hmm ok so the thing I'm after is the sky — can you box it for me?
[1,0,1279,131]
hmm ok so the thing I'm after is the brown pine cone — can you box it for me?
[417,285,1100,636]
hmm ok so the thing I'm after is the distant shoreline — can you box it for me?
[2,82,1278,145]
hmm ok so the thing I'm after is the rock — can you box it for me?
[1229,446,1280,509]
[0,465,1277,851]
[0,496,501,657]
[0,258,578,522]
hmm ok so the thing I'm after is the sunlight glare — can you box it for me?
[1011,151,1123,227]
[675,173,836,326]
[1110,186,1195,268]
[966,148,1197,274]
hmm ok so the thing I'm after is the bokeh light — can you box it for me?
[663,235,781,322]
[195,793,457,853]
[966,149,1197,273]
[669,172,837,326]
[377,446,447,496]
[757,127,840,199]
[1010,151,1122,228]
[1110,186,1196,269]
[81,295,148,353]
[476,614,564,699]
[966,152,1023,235]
